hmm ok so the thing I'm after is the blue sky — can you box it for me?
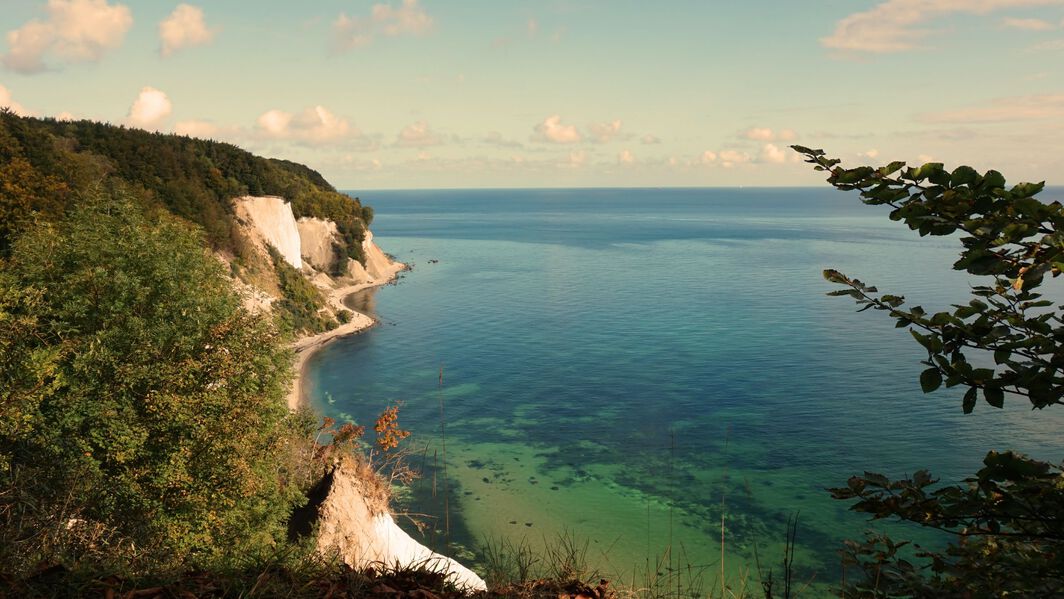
[2,0,1063,189]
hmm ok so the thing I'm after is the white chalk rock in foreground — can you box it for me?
[313,465,486,591]
[235,196,302,269]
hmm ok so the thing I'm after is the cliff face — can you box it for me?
[234,196,303,270]
[229,195,404,316]
[297,217,339,272]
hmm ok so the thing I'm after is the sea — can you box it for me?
[305,187,1064,589]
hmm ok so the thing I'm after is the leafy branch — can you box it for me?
[795,146,1064,597]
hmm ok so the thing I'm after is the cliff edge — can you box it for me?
[232,195,484,590]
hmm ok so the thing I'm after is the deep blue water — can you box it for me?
[308,187,1064,584]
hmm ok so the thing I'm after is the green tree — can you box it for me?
[0,187,303,572]
[794,146,1064,597]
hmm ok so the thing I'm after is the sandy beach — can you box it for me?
[286,269,404,411]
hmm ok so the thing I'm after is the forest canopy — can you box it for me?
[0,110,369,264]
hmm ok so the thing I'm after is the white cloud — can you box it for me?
[821,0,1064,54]
[397,120,442,146]
[917,153,936,163]
[641,134,661,145]
[743,127,775,141]
[719,150,751,168]
[0,84,32,115]
[618,149,635,165]
[527,18,539,38]
[742,127,797,142]
[858,148,881,159]
[127,86,172,128]
[256,105,356,144]
[256,110,291,135]
[760,143,788,164]
[332,0,433,51]
[532,115,581,144]
[699,150,718,164]
[159,4,217,58]
[587,119,622,143]
[2,0,132,73]
[923,93,1064,122]
[1003,16,1058,29]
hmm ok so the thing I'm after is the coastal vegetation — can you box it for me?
[0,189,304,571]
[795,146,1064,597]
[0,110,371,322]
[0,114,418,594]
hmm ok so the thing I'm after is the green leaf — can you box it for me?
[950,166,978,187]
[920,368,942,393]
[963,387,977,414]
[982,170,1006,189]
[910,162,945,182]
[984,386,1005,408]
[1010,181,1045,198]
[862,472,890,487]
[910,330,941,353]
[878,161,906,177]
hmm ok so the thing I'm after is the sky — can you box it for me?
[1,0,1063,189]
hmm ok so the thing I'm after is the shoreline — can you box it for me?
[286,265,405,412]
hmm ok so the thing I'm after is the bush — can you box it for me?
[0,189,305,573]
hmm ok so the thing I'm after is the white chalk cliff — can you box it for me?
[234,196,303,269]
[234,197,403,286]
[296,217,339,272]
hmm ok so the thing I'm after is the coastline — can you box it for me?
[286,265,405,412]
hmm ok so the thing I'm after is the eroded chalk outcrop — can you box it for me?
[293,463,487,591]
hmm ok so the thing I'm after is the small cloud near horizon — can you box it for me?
[0,84,33,115]
[587,119,623,143]
[532,115,581,144]
[257,105,358,145]
[396,120,443,147]
[742,127,797,142]
[127,86,172,128]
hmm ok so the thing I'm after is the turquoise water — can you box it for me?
[307,188,1064,586]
